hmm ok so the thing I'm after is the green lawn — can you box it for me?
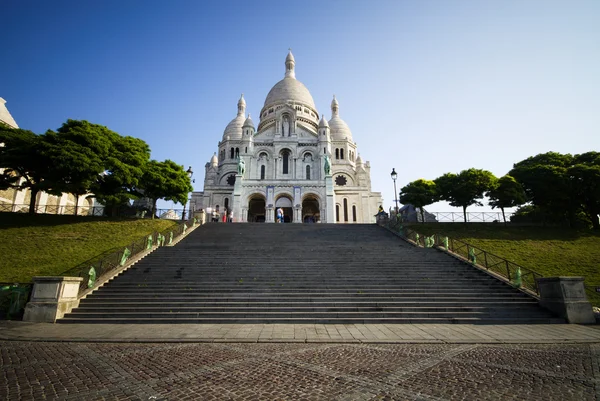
[0,213,178,283]
[406,223,600,305]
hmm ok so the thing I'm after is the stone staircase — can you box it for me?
[60,223,563,324]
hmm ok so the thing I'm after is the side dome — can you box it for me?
[328,95,353,141]
[223,94,246,140]
[223,115,245,140]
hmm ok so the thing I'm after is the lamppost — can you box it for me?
[182,166,194,221]
[391,168,399,214]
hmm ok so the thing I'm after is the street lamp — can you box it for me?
[390,168,399,214]
[182,166,194,221]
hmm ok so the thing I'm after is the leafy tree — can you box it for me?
[486,175,527,224]
[44,120,113,215]
[139,160,194,218]
[435,168,497,222]
[569,152,600,229]
[509,152,576,227]
[89,127,151,216]
[0,127,55,214]
[399,179,438,223]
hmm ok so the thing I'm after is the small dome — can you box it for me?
[328,95,352,141]
[328,116,353,141]
[243,114,254,128]
[210,152,218,165]
[356,153,363,165]
[318,114,329,128]
[223,114,245,140]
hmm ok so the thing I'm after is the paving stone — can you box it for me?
[1,341,598,400]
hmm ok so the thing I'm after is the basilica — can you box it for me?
[190,51,382,223]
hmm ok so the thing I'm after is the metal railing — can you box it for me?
[385,219,544,296]
[0,283,32,319]
[392,210,514,223]
[0,203,187,220]
[60,217,202,296]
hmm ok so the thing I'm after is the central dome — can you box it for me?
[264,77,316,109]
[262,50,317,111]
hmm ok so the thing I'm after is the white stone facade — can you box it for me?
[190,52,382,223]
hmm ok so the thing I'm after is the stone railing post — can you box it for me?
[537,277,595,324]
[23,277,83,323]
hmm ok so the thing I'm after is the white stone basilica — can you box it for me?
[190,51,382,223]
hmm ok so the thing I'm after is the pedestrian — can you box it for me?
[277,207,283,223]
[229,210,233,223]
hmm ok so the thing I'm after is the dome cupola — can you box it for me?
[243,113,254,128]
[328,95,353,141]
[318,114,329,128]
[223,94,246,140]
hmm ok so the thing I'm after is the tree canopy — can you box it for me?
[435,168,497,222]
[486,175,527,224]
[139,160,194,218]
[399,179,438,223]
[0,120,190,217]
[0,127,56,213]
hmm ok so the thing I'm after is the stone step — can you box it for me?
[58,316,563,324]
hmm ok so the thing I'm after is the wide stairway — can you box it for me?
[60,223,562,324]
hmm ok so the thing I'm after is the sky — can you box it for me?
[2,0,599,213]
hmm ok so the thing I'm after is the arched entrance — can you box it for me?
[302,196,320,223]
[275,195,293,223]
[248,195,266,222]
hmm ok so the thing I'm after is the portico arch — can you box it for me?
[302,194,320,223]
[247,193,266,223]
[275,195,293,223]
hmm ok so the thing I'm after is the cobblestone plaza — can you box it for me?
[2,320,600,400]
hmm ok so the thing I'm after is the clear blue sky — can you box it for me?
[2,0,599,212]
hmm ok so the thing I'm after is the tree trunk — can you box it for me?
[462,206,467,223]
[152,199,157,219]
[420,207,425,224]
[74,194,79,216]
[501,207,506,225]
[28,187,39,214]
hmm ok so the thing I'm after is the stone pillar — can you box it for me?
[194,210,206,225]
[23,277,83,323]
[537,277,595,324]
[325,175,335,223]
[232,173,243,223]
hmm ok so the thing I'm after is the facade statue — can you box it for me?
[282,116,290,136]
[324,155,331,175]
[237,156,245,175]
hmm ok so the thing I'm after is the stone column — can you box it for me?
[537,277,595,324]
[325,175,335,223]
[23,277,83,323]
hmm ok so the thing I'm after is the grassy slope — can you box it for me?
[0,213,178,283]
[408,223,600,304]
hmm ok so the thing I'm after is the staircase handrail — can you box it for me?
[385,220,545,296]
[60,217,202,296]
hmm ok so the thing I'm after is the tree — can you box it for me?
[139,160,194,218]
[0,127,55,214]
[486,175,527,224]
[44,120,113,215]
[399,179,438,223]
[88,127,151,216]
[509,152,576,226]
[435,168,497,222]
[569,152,600,229]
